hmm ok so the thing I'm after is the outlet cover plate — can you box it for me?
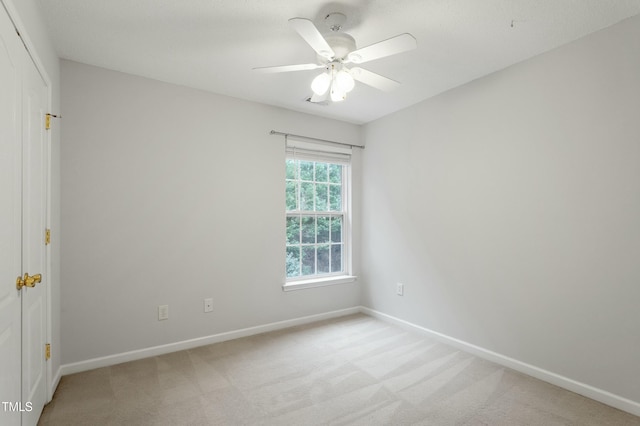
[204,298,213,313]
[158,305,169,320]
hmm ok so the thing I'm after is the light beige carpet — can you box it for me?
[39,314,640,425]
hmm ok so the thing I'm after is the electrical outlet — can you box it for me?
[396,283,404,296]
[204,298,213,313]
[158,305,169,320]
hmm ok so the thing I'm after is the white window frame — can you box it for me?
[283,140,356,291]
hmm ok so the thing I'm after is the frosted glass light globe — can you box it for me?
[330,86,346,102]
[335,70,355,93]
[311,72,331,95]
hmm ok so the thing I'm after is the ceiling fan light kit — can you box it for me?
[311,63,355,103]
[253,12,417,103]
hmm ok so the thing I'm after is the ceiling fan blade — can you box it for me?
[309,90,329,103]
[350,67,401,92]
[346,33,416,64]
[253,63,324,73]
[289,18,335,60]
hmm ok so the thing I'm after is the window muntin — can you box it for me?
[286,158,347,280]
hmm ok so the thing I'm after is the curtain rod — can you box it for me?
[270,130,364,149]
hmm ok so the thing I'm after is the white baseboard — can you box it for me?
[59,307,360,377]
[360,306,640,417]
[50,365,62,400]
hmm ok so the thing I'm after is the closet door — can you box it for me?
[0,5,49,425]
[0,5,24,426]
[21,50,48,425]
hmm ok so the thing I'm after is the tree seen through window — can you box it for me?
[286,159,344,279]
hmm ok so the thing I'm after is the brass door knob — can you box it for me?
[17,273,42,290]
[24,273,42,287]
[16,275,25,290]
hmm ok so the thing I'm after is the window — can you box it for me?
[284,139,353,289]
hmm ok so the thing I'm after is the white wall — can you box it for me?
[60,61,361,364]
[361,14,640,404]
[3,0,61,394]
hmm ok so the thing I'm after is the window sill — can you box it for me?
[283,275,358,292]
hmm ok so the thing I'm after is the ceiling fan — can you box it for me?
[253,13,417,103]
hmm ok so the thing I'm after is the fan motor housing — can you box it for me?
[319,33,356,62]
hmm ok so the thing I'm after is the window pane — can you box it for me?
[286,181,298,211]
[317,216,329,243]
[286,246,300,277]
[300,182,314,211]
[302,246,315,275]
[329,184,342,211]
[315,162,328,182]
[300,161,314,181]
[315,183,328,211]
[330,216,342,243]
[286,216,300,245]
[286,158,348,281]
[317,245,330,274]
[301,216,315,244]
[286,159,297,180]
[329,164,342,183]
[331,244,342,273]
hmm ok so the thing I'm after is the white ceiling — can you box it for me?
[39,0,640,124]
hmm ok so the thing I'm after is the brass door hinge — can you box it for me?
[45,343,51,361]
[45,229,51,245]
[45,113,60,131]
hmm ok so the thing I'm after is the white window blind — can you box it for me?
[285,137,352,164]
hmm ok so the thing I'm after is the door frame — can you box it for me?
[1,0,54,402]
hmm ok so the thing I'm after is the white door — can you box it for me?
[0,5,24,426]
[21,50,48,425]
[0,4,49,425]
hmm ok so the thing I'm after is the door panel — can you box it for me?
[22,48,48,426]
[25,298,44,396]
[0,6,23,426]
